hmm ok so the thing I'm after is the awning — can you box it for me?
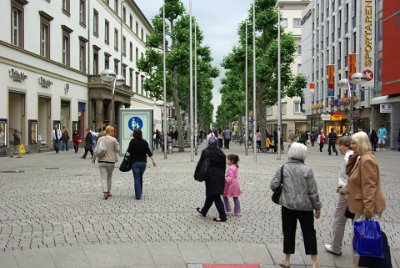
[370,95,400,105]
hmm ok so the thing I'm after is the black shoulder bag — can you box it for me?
[272,164,284,204]
[194,157,210,182]
[119,151,132,172]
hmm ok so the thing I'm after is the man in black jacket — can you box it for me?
[328,128,338,156]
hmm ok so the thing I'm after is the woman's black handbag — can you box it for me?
[194,157,210,182]
[272,165,284,204]
[119,151,131,172]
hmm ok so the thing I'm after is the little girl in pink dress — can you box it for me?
[223,154,241,216]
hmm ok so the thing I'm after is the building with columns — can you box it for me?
[0,0,160,156]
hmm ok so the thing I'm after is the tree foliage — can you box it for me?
[217,0,308,137]
[138,0,218,150]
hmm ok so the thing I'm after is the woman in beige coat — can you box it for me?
[347,131,386,219]
[92,126,119,199]
[347,131,386,267]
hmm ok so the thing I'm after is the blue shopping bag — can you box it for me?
[353,219,383,258]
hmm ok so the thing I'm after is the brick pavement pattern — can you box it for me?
[0,142,399,267]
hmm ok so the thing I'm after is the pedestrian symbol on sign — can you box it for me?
[128,117,143,131]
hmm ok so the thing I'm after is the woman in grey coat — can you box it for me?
[270,142,322,268]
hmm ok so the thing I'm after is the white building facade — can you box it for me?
[301,0,381,136]
[0,0,158,156]
[266,0,310,139]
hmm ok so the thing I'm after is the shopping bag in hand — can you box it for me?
[353,219,383,258]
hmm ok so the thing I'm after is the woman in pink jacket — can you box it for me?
[223,154,241,216]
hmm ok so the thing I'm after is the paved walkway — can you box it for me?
[0,141,399,267]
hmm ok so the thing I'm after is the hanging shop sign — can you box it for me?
[362,0,375,89]
[9,68,28,82]
[311,103,323,110]
[321,113,331,121]
[331,111,343,121]
[334,96,359,106]
[380,104,392,113]
[310,82,315,95]
[327,65,335,97]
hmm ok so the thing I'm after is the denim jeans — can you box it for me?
[131,162,147,199]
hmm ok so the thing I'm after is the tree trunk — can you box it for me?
[172,68,185,152]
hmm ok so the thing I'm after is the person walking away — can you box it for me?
[11,129,22,158]
[328,128,338,155]
[223,154,241,216]
[72,130,81,153]
[92,126,119,199]
[81,128,93,159]
[217,129,223,149]
[310,131,316,146]
[370,129,378,152]
[317,131,325,152]
[60,126,69,151]
[52,126,62,154]
[256,129,262,152]
[224,128,232,149]
[127,128,156,200]
[288,130,295,148]
[347,131,387,267]
[270,142,322,268]
[196,137,227,222]
[377,125,388,151]
[325,137,353,256]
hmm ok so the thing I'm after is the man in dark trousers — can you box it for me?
[328,128,338,156]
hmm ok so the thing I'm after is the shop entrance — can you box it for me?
[61,100,71,133]
[9,92,25,146]
[38,96,51,147]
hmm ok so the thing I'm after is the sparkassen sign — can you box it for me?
[362,0,375,89]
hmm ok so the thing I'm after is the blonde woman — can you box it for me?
[347,131,386,267]
[92,126,119,199]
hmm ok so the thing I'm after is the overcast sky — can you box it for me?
[134,0,253,117]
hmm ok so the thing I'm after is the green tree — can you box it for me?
[218,0,307,142]
[138,0,218,151]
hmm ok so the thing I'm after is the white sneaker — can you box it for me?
[324,244,342,256]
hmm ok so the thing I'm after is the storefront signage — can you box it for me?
[334,96,359,106]
[380,104,392,113]
[310,82,315,95]
[38,77,53,88]
[362,0,375,89]
[311,103,323,110]
[321,114,331,121]
[9,68,28,82]
[331,111,343,121]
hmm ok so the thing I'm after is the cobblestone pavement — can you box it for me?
[0,142,399,267]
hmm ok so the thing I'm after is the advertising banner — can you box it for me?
[348,53,356,79]
[327,65,335,97]
[361,0,375,89]
[119,109,153,156]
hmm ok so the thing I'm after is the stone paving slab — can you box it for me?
[0,142,400,267]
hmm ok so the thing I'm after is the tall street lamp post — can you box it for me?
[189,0,194,162]
[163,6,168,159]
[100,69,125,127]
[252,0,257,162]
[277,1,282,160]
[245,20,249,156]
[338,72,365,134]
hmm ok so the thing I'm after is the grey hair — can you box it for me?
[288,142,308,161]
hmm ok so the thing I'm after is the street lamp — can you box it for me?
[100,69,125,127]
[338,72,365,134]
[277,1,282,160]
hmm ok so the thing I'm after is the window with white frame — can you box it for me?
[93,9,98,36]
[39,11,53,58]
[293,18,301,28]
[294,102,301,113]
[281,18,288,28]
